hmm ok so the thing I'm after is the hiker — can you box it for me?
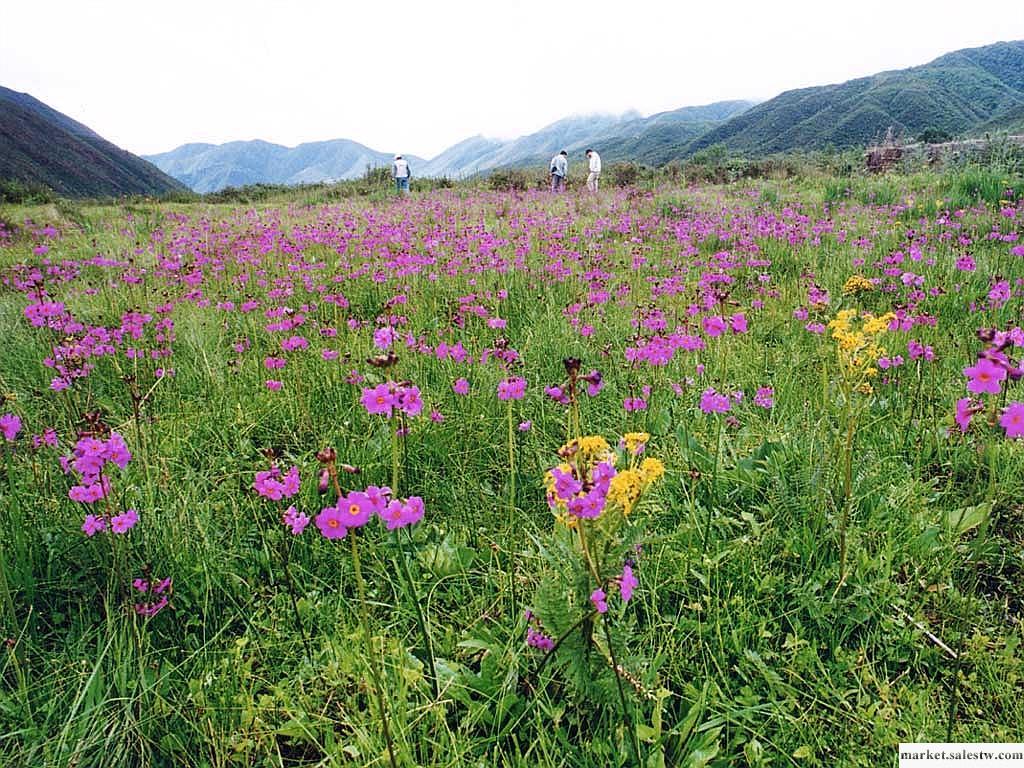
[549,150,568,192]
[585,149,601,192]
[393,155,411,194]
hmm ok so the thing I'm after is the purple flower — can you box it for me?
[1001,402,1024,439]
[0,413,21,442]
[110,508,139,534]
[453,378,470,395]
[964,358,1006,395]
[82,514,106,537]
[699,387,731,414]
[283,505,310,535]
[590,588,608,614]
[361,383,396,416]
[497,377,526,401]
[753,387,774,409]
[619,565,638,602]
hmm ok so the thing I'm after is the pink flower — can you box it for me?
[380,495,425,530]
[702,316,726,337]
[753,387,774,409]
[964,358,1006,395]
[364,485,392,514]
[955,397,977,433]
[453,378,470,395]
[590,588,608,614]
[699,388,731,414]
[0,413,21,442]
[69,480,108,504]
[730,313,748,334]
[266,380,283,391]
[253,466,301,501]
[337,491,373,528]
[551,466,582,501]
[526,626,555,651]
[361,383,396,416]
[373,326,396,350]
[82,514,106,537]
[398,385,423,416]
[315,505,348,539]
[110,508,139,534]
[497,377,526,401]
[568,488,606,519]
[104,432,131,469]
[282,506,310,535]
[619,565,638,602]
[1001,402,1024,439]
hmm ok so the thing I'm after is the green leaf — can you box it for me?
[944,501,990,536]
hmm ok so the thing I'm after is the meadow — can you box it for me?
[1,168,1023,767]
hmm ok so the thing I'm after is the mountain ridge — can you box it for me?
[0,86,188,198]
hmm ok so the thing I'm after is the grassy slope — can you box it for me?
[0,171,1023,766]
[686,40,1024,156]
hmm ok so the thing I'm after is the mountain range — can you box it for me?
[0,86,186,198]
[2,39,1023,198]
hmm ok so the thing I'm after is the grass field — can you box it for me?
[1,169,1023,767]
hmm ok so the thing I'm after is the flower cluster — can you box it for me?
[82,508,139,537]
[497,376,527,401]
[523,610,555,652]
[65,432,132,503]
[133,576,172,617]
[545,433,664,522]
[841,274,875,296]
[315,485,424,539]
[361,381,424,417]
[828,309,896,392]
[956,327,1024,439]
[253,465,301,501]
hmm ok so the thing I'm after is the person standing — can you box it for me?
[585,149,602,192]
[549,150,568,193]
[393,155,411,194]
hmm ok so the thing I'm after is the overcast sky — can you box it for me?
[2,0,1022,159]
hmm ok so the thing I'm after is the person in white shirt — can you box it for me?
[549,150,568,192]
[393,155,411,194]
[585,149,602,192]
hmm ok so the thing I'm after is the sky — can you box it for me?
[2,0,1023,159]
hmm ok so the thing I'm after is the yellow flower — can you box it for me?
[862,313,894,335]
[841,275,874,296]
[623,432,650,455]
[608,470,643,515]
[639,457,665,486]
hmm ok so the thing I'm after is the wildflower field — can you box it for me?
[1,170,1024,767]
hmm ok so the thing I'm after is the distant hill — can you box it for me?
[684,40,1024,158]
[145,140,427,194]
[589,101,756,165]
[150,101,756,190]
[0,86,187,198]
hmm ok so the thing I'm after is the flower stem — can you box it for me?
[602,614,642,766]
[395,529,438,698]
[507,399,516,524]
[391,417,401,495]
[700,415,725,555]
[838,405,857,587]
[351,530,400,768]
